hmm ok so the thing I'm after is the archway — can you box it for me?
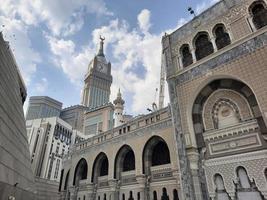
[142,136,171,175]
[73,158,88,186]
[192,78,266,149]
[91,152,109,183]
[194,32,214,60]
[114,145,136,179]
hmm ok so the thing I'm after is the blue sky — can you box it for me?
[0,0,218,115]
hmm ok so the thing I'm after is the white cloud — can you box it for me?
[137,9,151,33]
[0,0,113,36]
[0,16,41,85]
[196,0,220,14]
[34,78,48,93]
[46,35,95,85]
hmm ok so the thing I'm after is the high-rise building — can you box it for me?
[26,117,73,182]
[0,32,36,200]
[81,37,112,108]
[60,105,87,132]
[26,96,63,120]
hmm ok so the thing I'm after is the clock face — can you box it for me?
[97,63,107,73]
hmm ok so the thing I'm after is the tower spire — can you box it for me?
[97,35,105,56]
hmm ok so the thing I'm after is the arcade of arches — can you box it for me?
[60,122,181,200]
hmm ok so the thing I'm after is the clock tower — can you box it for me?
[81,37,112,108]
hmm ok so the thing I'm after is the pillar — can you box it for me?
[191,48,197,63]
[210,37,218,52]
[136,175,147,200]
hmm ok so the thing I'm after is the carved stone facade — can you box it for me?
[163,0,267,199]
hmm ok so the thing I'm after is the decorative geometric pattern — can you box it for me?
[204,150,267,198]
[203,89,253,130]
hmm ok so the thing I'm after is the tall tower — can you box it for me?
[81,36,112,108]
[113,89,125,127]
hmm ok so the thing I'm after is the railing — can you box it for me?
[150,164,173,181]
[203,119,259,141]
[71,107,171,153]
[121,170,136,185]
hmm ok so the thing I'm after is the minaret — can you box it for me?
[113,89,125,127]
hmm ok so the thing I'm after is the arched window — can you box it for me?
[153,191,158,200]
[129,191,134,200]
[122,194,125,200]
[173,189,179,200]
[250,1,267,29]
[236,167,263,199]
[92,153,109,183]
[83,195,86,200]
[194,32,214,60]
[104,194,107,200]
[180,44,193,67]
[161,188,169,200]
[114,145,136,179]
[137,192,140,200]
[213,24,231,50]
[214,174,230,200]
[73,158,88,186]
[123,150,135,171]
[237,167,251,189]
[152,141,170,166]
[143,136,171,175]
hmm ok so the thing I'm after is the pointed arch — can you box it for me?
[192,78,267,148]
[180,44,193,67]
[142,136,171,175]
[114,145,136,179]
[91,152,109,183]
[194,32,214,60]
[213,24,231,50]
[73,158,88,186]
[249,0,267,29]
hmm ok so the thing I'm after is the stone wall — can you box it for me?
[35,177,60,200]
[0,33,36,199]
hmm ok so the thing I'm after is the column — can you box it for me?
[191,48,197,62]
[210,37,218,52]
[136,175,146,200]
[248,16,257,32]
[178,55,183,70]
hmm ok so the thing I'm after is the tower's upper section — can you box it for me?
[113,89,125,106]
[86,36,111,78]
[82,36,113,108]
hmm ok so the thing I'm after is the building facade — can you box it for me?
[60,105,87,132]
[163,0,267,199]
[0,32,36,200]
[26,96,63,120]
[83,103,114,137]
[26,117,74,182]
[60,107,181,200]
[81,38,112,109]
